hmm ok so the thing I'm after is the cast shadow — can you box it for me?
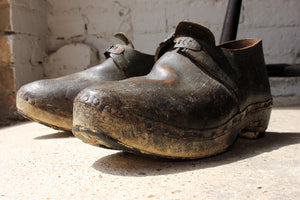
[34,131,74,140]
[92,131,300,177]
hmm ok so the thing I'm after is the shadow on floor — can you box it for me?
[92,131,300,177]
[34,131,74,139]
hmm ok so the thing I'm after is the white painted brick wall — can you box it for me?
[11,33,46,89]
[3,0,300,82]
[239,0,300,64]
[44,43,98,78]
[46,0,230,59]
[10,1,47,36]
[45,0,299,78]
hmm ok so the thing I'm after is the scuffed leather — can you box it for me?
[18,37,154,118]
[76,21,272,131]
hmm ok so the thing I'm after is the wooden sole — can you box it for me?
[17,95,119,149]
[73,99,272,159]
[16,96,72,131]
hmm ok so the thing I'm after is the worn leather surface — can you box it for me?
[17,33,154,119]
[76,21,272,130]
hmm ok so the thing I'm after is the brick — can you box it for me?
[166,0,227,31]
[238,26,300,64]
[0,66,15,95]
[44,0,299,73]
[44,43,99,78]
[242,0,300,28]
[10,0,46,11]
[0,0,47,36]
[131,0,166,33]
[0,0,9,8]
[0,36,12,67]
[10,5,47,36]
[7,34,46,66]
[14,63,43,90]
[83,35,114,61]
[0,66,16,120]
[85,1,132,36]
[270,77,300,106]
[47,0,132,37]
[47,0,129,13]
[0,4,11,31]
[48,12,85,39]
[47,0,90,12]
[132,32,169,55]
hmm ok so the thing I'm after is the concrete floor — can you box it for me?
[0,107,299,200]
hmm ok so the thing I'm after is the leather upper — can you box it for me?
[17,33,154,117]
[77,21,272,130]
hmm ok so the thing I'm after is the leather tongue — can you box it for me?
[175,21,215,45]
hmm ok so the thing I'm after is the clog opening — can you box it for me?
[219,39,261,50]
